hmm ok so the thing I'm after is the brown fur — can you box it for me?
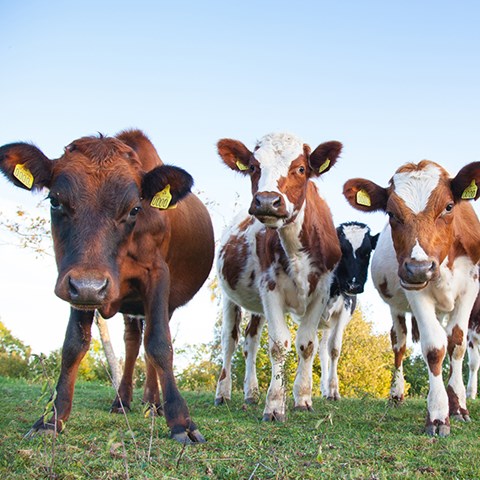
[427,346,446,377]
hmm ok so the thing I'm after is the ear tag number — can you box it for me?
[13,163,34,189]
[461,179,478,200]
[318,158,330,174]
[356,189,371,207]
[151,184,175,209]
[236,159,249,171]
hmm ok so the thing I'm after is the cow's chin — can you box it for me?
[400,279,428,291]
[255,215,286,229]
[71,303,102,312]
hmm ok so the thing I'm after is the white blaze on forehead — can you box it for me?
[254,133,304,193]
[392,164,441,214]
[411,240,429,261]
[342,224,369,256]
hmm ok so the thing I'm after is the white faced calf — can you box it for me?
[215,133,342,421]
[344,160,480,436]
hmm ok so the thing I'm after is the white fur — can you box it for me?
[341,224,369,258]
[467,328,480,399]
[393,163,441,214]
[411,241,429,261]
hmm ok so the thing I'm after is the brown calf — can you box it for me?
[0,129,214,443]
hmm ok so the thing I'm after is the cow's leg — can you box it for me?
[215,299,241,405]
[389,309,408,404]
[142,355,163,415]
[293,313,319,412]
[28,309,94,435]
[262,298,291,422]
[111,315,143,413]
[243,314,266,404]
[318,327,331,398]
[467,328,480,399]
[144,267,204,444]
[446,297,477,422]
[325,301,352,401]
[408,296,449,436]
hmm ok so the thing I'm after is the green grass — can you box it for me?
[0,377,480,479]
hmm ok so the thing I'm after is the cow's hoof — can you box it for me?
[327,394,340,401]
[294,404,314,412]
[426,423,450,437]
[171,429,206,444]
[24,417,62,439]
[142,402,164,417]
[451,413,471,423]
[110,404,131,414]
[389,396,404,407]
[214,396,229,406]
[262,412,285,422]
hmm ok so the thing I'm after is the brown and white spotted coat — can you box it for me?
[215,133,342,421]
[344,160,480,436]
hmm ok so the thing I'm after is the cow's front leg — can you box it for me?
[142,356,163,416]
[263,304,291,422]
[243,314,265,404]
[144,266,204,444]
[293,313,319,411]
[111,315,143,413]
[324,301,352,401]
[467,328,480,399]
[389,309,408,404]
[409,296,449,436]
[446,306,475,422]
[28,309,94,435]
[215,299,241,405]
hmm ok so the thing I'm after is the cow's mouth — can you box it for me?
[255,214,287,228]
[400,279,428,291]
[71,302,102,311]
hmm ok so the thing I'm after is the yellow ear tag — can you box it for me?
[13,163,34,189]
[318,158,330,174]
[356,189,372,207]
[236,159,249,171]
[150,184,175,210]
[461,179,478,200]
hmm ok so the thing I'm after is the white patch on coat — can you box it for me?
[254,133,304,216]
[393,163,441,214]
[411,241,429,261]
[341,224,369,258]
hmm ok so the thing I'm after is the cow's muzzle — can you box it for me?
[249,192,287,225]
[399,259,439,290]
[55,270,113,309]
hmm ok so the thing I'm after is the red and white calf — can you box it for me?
[215,133,342,421]
[344,160,480,436]
[467,286,480,399]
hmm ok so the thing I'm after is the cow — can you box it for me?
[319,221,378,400]
[214,132,342,421]
[343,159,480,436]
[215,221,377,405]
[0,129,215,443]
[467,285,480,399]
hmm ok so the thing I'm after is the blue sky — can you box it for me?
[1,1,480,356]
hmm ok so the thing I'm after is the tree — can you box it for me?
[0,320,31,378]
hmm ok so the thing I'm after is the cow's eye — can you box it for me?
[129,206,141,217]
[249,164,256,173]
[298,166,305,174]
[444,203,454,214]
[49,196,62,210]
[386,211,402,224]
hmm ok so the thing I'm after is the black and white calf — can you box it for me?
[319,222,378,400]
[216,221,377,405]
[467,286,480,399]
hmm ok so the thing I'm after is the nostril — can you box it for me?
[68,277,80,297]
[272,197,282,208]
[255,195,262,207]
[98,278,109,298]
[429,261,437,272]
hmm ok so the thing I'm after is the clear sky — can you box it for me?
[1,0,480,358]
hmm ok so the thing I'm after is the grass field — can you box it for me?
[0,376,479,479]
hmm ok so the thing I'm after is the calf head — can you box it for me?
[343,160,480,290]
[217,133,342,228]
[335,222,378,295]
[0,131,193,310]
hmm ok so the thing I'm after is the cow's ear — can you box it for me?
[370,232,380,249]
[308,141,342,177]
[142,165,193,208]
[217,139,252,174]
[0,143,53,191]
[451,162,480,201]
[343,178,388,212]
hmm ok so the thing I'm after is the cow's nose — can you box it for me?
[403,259,438,285]
[68,275,109,305]
[249,192,285,217]
[346,282,362,294]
